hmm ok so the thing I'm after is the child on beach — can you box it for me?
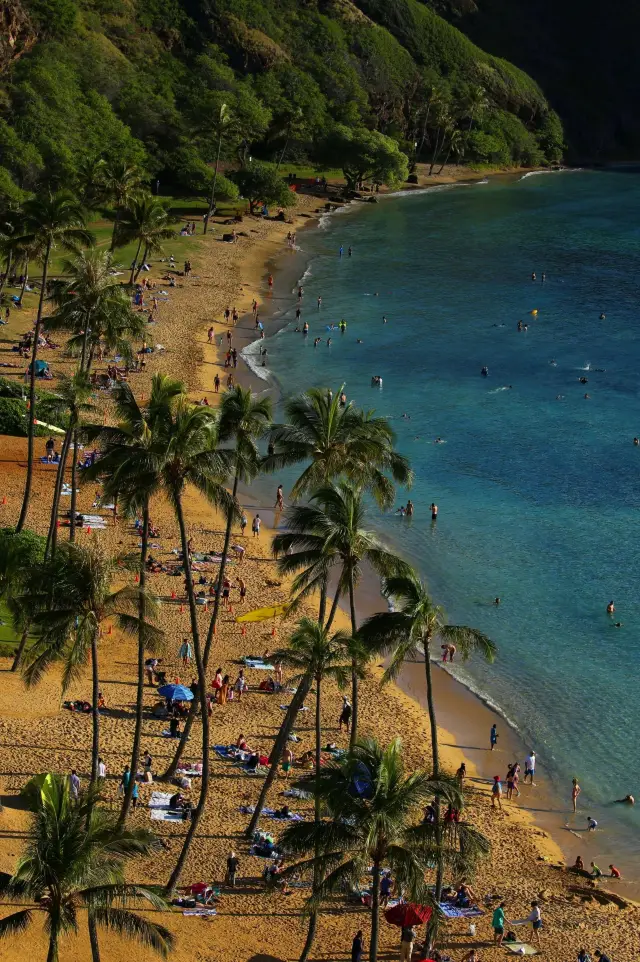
[491,775,503,810]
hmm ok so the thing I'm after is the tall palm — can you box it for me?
[15,190,93,533]
[126,383,234,891]
[0,774,173,962]
[75,156,107,212]
[428,104,452,176]
[19,541,162,794]
[102,161,144,252]
[280,737,486,962]
[271,618,350,961]
[82,377,179,820]
[47,249,146,372]
[267,387,413,510]
[204,103,234,234]
[0,205,23,304]
[164,386,268,780]
[115,195,176,283]
[359,572,496,948]
[0,527,45,671]
[44,370,94,559]
[438,129,464,173]
[274,481,411,745]
[464,84,489,132]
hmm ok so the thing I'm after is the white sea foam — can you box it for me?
[519,168,581,181]
[241,340,271,381]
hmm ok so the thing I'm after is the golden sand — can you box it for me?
[0,190,638,962]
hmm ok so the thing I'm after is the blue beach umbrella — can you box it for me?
[157,684,194,701]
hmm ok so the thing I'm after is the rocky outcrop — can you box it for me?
[0,0,37,74]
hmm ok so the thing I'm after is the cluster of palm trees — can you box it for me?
[415,83,490,175]
[0,370,497,961]
[0,162,177,535]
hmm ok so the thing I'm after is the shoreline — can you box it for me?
[220,178,640,903]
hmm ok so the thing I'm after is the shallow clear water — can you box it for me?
[263,171,640,864]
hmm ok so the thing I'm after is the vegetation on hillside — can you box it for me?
[0,0,563,204]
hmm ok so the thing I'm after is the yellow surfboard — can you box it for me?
[235,604,288,623]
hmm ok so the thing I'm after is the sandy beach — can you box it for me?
[0,180,638,962]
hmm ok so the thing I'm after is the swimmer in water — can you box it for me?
[314,337,321,348]
[600,313,606,319]
[326,338,332,346]
[613,795,635,805]
[383,315,388,324]
[532,272,537,281]
[634,438,639,446]
[550,359,557,366]
[578,376,588,384]
[494,597,501,606]
[401,413,411,420]
[584,394,590,399]
[613,622,623,628]
[434,437,443,443]
[541,272,546,282]
[607,601,615,614]
[356,339,363,343]
[517,320,523,331]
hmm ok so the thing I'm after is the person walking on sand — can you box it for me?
[275,485,284,510]
[214,373,220,393]
[491,774,503,810]
[490,723,498,751]
[526,900,543,945]
[208,326,214,343]
[572,777,581,812]
[351,929,364,962]
[282,747,293,778]
[69,769,80,800]
[492,901,507,945]
[524,750,536,785]
[339,696,352,732]
[400,924,415,962]
[226,850,239,887]
[178,638,193,667]
[252,513,261,538]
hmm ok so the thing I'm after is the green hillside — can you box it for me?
[0,0,563,198]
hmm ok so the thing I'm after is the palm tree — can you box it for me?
[438,128,463,174]
[44,370,94,559]
[102,161,144,251]
[115,195,176,283]
[0,205,23,305]
[15,190,92,533]
[428,104,453,176]
[204,103,234,234]
[464,85,489,132]
[270,618,350,961]
[82,377,177,820]
[273,481,411,745]
[280,737,485,962]
[74,156,107,212]
[164,385,268,780]
[359,572,496,948]
[19,541,162,793]
[267,387,413,510]
[0,528,45,671]
[47,249,145,373]
[0,773,174,962]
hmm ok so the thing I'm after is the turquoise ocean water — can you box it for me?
[249,170,640,866]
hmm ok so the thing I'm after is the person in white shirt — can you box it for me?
[524,751,536,785]
[527,900,542,944]
[98,758,106,781]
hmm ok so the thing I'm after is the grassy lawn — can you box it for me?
[0,600,19,652]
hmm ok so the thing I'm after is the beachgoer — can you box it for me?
[494,597,501,606]
[524,750,536,784]
[339,696,352,732]
[252,514,261,537]
[275,485,284,510]
[634,438,639,446]
[226,851,239,887]
[491,775,503,809]
[607,600,615,613]
[406,500,414,517]
[400,925,416,962]
[572,777,581,812]
[590,861,602,879]
[98,758,106,781]
[492,902,506,945]
[577,951,592,962]
[456,762,466,786]
[282,747,293,778]
[234,669,247,701]
[268,274,273,289]
[610,864,621,878]
[613,794,635,804]
[574,855,585,871]
[430,502,438,521]
[351,929,364,962]
[380,872,393,907]
[317,296,322,309]
[69,770,80,800]
[179,639,193,666]
[339,246,344,258]
[490,723,498,751]
[594,952,612,962]
[527,900,542,945]
[208,326,214,343]
[240,513,247,535]
[587,816,598,831]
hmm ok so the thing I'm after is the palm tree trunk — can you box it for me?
[276,128,291,171]
[163,470,239,780]
[424,636,443,953]
[17,260,28,306]
[204,132,223,235]
[110,207,121,252]
[121,502,149,822]
[90,625,101,791]
[129,237,143,285]
[69,429,78,541]
[348,570,358,749]
[17,240,51,532]
[245,675,312,837]
[438,144,454,176]
[0,249,12,302]
[324,588,341,633]
[165,495,210,893]
[299,671,322,962]
[45,424,72,559]
[88,913,101,962]
[428,129,443,176]
[80,318,91,372]
[46,930,59,962]
[369,859,381,962]
[134,245,149,283]
[11,624,30,672]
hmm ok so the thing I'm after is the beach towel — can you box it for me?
[151,808,183,822]
[438,904,484,919]
[243,658,275,670]
[149,792,172,809]
[182,908,217,918]
[249,845,281,858]
[177,768,202,777]
[504,944,538,956]
[282,788,311,800]
[213,745,231,758]
[279,704,309,712]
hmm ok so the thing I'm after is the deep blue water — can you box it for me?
[254,171,640,862]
